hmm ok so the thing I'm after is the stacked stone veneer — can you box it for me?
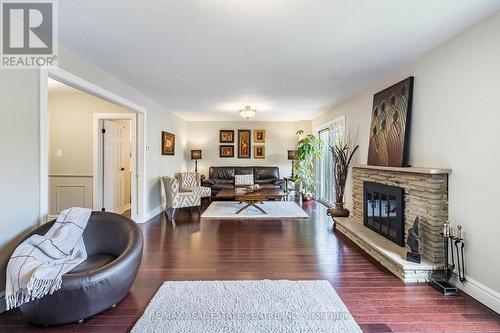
[352,166,449,265]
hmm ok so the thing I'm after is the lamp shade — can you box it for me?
[191,150,202,160]
[288,150,297,160]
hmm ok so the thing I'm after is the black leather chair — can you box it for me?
[19,211,143,326]
[202,166,284,195]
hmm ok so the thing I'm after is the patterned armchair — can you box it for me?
[161,176,201,221]
[176,172,211,200]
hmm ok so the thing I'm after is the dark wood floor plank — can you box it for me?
[0,199,498,333]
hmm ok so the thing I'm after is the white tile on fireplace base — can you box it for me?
[333,217,442,283]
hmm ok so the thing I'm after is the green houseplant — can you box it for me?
[327,133,359,217]
[293,130,324,200]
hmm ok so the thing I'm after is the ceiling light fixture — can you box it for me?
[239,105,257,120]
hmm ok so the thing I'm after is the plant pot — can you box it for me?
[327,203,350,217]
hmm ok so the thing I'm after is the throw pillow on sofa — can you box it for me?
[234,174,254,186]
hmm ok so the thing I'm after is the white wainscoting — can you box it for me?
[49,175,93,216]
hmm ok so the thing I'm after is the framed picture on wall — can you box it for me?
[161,131,175,155]
[219,145,234,158]
[238,129,251,158]
[254,129,266,143]
[220,130,235,143]
[254,145,265,159]
[367,77,414,167]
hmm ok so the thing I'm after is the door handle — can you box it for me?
[121,168,125,171]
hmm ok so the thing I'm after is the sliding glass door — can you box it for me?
[316,116,345,205]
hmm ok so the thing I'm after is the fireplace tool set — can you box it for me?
[430,222,466,296]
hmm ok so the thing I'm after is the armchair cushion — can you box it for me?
[186,186,211,198]
[177,192,201,208]
[177,172,200,191]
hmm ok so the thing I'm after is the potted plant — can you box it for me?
[293,130,324,200]
[327,133,359,217]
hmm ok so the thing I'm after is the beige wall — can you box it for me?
[49,93,131,175]
[187,120,311,178]
[0,70,40,306]
[312,11,500,298]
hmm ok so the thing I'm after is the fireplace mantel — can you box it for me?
[353,164,451,175]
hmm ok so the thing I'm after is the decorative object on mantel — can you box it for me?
[293,130,324,200]
[406,216,421,263]
[239,105,257,119]
[238,129,252,158]
[430,221,466,296]
[287,150,297,178]
[367,77,414,167]
[162,131,175,155]
[191,150,202,172]
[327,130,358,217]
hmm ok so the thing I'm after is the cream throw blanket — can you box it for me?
[5,207,91,310]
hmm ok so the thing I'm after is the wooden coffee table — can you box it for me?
[216,188,287,214]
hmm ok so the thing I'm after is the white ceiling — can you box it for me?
[58,0,500,121]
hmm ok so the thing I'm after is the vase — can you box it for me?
[327,203,350,217]
[301,193,312,201]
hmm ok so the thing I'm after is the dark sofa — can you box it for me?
[202,166,284,195]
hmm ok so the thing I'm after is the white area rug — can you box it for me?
[201,201,309,220]
[132,280,362,333]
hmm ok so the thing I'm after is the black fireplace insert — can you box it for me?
[363,182,405,246]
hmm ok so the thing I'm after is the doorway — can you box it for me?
[94,115,137,217]
[41,68,146,223]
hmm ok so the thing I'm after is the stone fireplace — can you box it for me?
[333,164,451,282]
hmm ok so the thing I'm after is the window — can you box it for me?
[316,116,345,205]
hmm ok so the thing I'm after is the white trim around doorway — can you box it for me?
[39,68,148,224]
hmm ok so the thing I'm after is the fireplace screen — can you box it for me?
[363,182,405,246]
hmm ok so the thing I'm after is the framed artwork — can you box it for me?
[254,129,266,143]
[161,131,175,155]
[238,129,251,158]
[254,145,265,159]
[219,130,235,143]
[219,145,234,158]
[367,77,414,167]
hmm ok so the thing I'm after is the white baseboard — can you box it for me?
[144,203,166,222]
[451,273,500,314]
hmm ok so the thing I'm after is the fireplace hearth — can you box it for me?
[363,181,405,246]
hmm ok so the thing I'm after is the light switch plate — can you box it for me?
[56,149,63,157]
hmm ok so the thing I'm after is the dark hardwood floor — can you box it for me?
[1,199,499,332]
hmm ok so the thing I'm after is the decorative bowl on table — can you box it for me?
[244,184,261,193]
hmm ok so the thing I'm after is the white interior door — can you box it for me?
[103,120,125,214]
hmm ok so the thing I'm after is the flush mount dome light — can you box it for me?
[239,106,257,119]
